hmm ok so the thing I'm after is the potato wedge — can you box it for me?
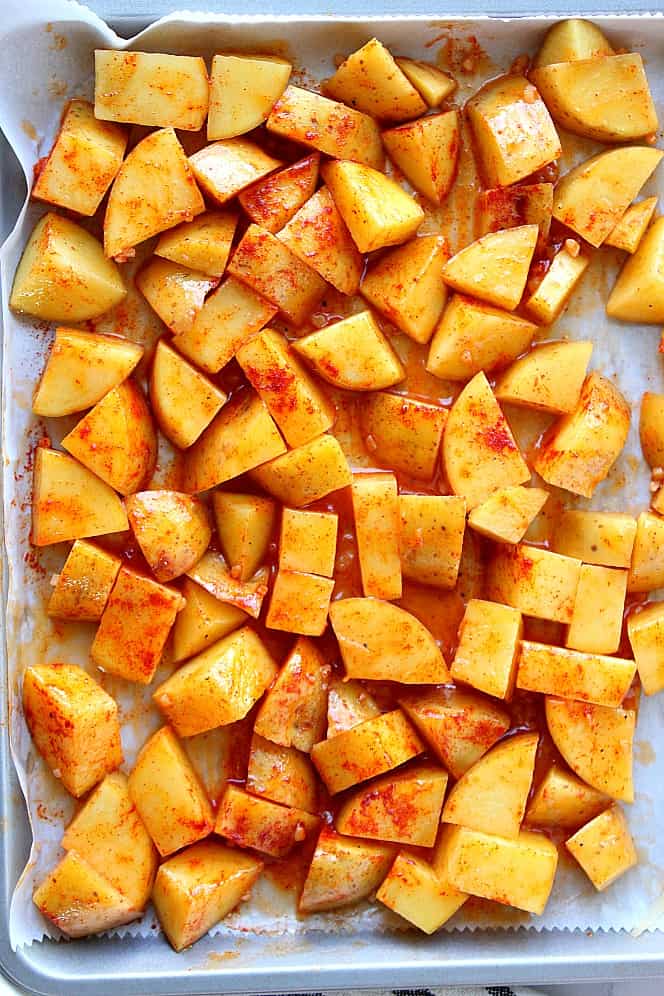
[495,340,593,414]
[394,58,456,107]
[517,641,635,708]
[239,153,319,233]
[213,492,276,582]
[629,511,664,593]
[627,602,664,695]
[173,578,246,663]
[399,494,466,589]
[186,550,269,619]
[352,473,402,600]
[155,210,237,277]
[525,764,609,830]
[255,638,329,752]
[136,259,217,336]
[299,829,394,913]
[533,18,614,67]
[190,140,281,205]
[451,599,523,701]
[476,183,553,254]
[48,540,121,622]
[293,311,404,391]
[377,849,467,934]
[605,196,658,254]
[566,564,627,655]
[383,111,459,205]
[215,785,319,857]
[125,490,211,583]
[150,339,226,449]
[251,434,351,507]
[525,245,590,325]
[487,543,581,623]
[266,570,334,637]
[468,486,548,545]
[336,765,447,847]
[607,217,664,323]
[208,54,291,139]
[246,734,318,813]
[639,392,664,470]
[324,37,426,121]
[552,510,636,568]
[327,678,380,739]
[95,50,208,130]
[279,508,338,578]
[360,392,447,480]
[441,225,538,311]
[567,804,637,893]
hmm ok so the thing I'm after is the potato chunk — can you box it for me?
[337,765,447,847]
[468,486,548,545]
[266,570,334,637]
[628,511,664,592]
[190,140,281,205]
[605,196,658,254]
[352,473,402,599]
[451,599,523,701]
[215,785,319,857]
[533,18,613,67]
[186,550,269,619]
[566,564,627,655]
[125,490,211,582]
[239,153,319,233]
[150,339,226,450]
[208,54,291,139]
[33,851,138,938]
[136,258,218,336]
[377,850,466,934]
[211,492,274,583]
[173,578,246,663]
[251,434,351,507]
[299,829,394,913]
[23,663,123,798]
[525,764,609,831]
[95,50,208,129]
[394,58,456,107]
[360,392,447,480]
[279,508,338,578]
[246,734,318,813]
[293,311,404,391]
[639,391,664,469]
[327,679,380,739]
[324,37,426,121]
[566,805,637,892]
[525,245,590,325]
[48,540,121,622]
[399,494,466,589]
[487,543,581,624]
[476,183,553,254]
[155,210,237,277]
[607,217,664,324]
[383,111,459,205]
[441,225,538,311]
[552,510,636,568]
[517,641,635,708]
[627,602,664,696]
[495,340,593,414]
[255,638,329,752]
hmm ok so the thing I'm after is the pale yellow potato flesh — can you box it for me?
[395,58,457,107]
[525,764,609,831]
[451,598,523,701]
[324,37,426,122]
[495,340,593,414]
[246,734,318,813]
[487,543,581,624]
[299,829,394,913]
[607,216,664,323]
[215,785,319,857]
[125,490,211,583]
[155,210,238,276]
[279,508,338,578]
[239,153,319,232]
[441,225,538,311]
[95,50,208,130]
[605,196,658,254]
[566,805,637,892]
[628,510,664,593]
[47,540,121,622]
[266,570,335,636]
[208,54,291,140]
[399,494,466,589]
[476,182,553,255]
[565,564,628,656]
[172,578,247,664]
[213,492,276,582]
[552,510,636,568]
[150,339,227,450]
[524,246,590,325]
[517,640,636,708]
[383,110,460,205]
[360,392,448,480]
[627,602,664,695]
[190,139,281,205]
[533,18,614,67]
[254,638,329,752]
[186,550,269,619]
[468,486,549,546]
[351,473,402,600]
[251,434,351,507]
[377,849,467,934]
[327,678,380,739]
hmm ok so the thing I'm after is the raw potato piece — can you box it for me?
[607,217,664,324]
[251,434,351,507]
[525,765,609,830]
[10,213,126,322]
[48,540,121,622]
[441,226,538,311]
[360,393,447,480]
[246,735,318,812]
[23,663,123,798]
[487,544,581,624]
[552,511,636,569]
[293,312,404,391]
[135,259,218,335]
[95,50,208,130]
[377,851,466,934]
[208,54,291,139]
[627,602,664,695]
[525,246,589,325]
[150,340,226,450]
[255,638,329,752]
[32,99,127,216]
[153,841,262,952]
[495,340,593,415]
[468,486,548,545]
[566,805,637,891]
[324,38,426,122]
[476,183,553,254]
[395,58,456,107]
[629,511,664,593]
[279,508,338,577]
[399,495,466,589]
[516,642,636,708]
[640,392,664,468]
[605,197,658,254]
[155,211,237,277]
[383,111,459,205]
[186,551,269,619]
[299,829,394,913]
[327,679,380,739]
[534,18,614,67]
[125,490,211,583]
[451,599,523,701]
[173,579,246,664]
[352,473,402,600]
[266,570,334,637]
[215,785,319,857]
[239,154,320,233]
[189,140,281,205]
[213,493,275,582]
[566,564,627,655]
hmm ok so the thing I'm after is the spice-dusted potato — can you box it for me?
[467,76,561,187]
[525,764,609,831]
[495,340,593,414]
[399,494,466,589]
[517,641,636,708]
[468,486,549,546]
[566,564,628,655]
[607,217,664,323]
[299,829,394,913]
[254,638,329,752]
[487,543,581,624]
[441,225,538,311]
[135,258,218,336]
[639,392,664,469]
[23,663,123,798]
[531,53,658,142]
[153,841,263,952]
[215,785,319,857]
[322,160,424,253]
[566,805,637,892]
[251,433,351,507]
[239,153,319,233]
[10,213,126,322]
[189,140,281,205]
[155,210,238,277]
[476,183,553,254]
[62,379,157,496]
[324,37,426,122]
[533,373,630,498]
[213,492,276,582]
[173,579,246,664]
[361,392,448,480]
[125,490,211,583]
[186,550,269,619]
[95,50,208,130]
[33,327,143,418]
[627,602,664,695]
[330,597,447,684]
[394,58,456,107]
[545,697,635,802]
[246,734,318,813]
[128,726,214,857]
[104,128,205,259]
[31,447,129,546]
[208,54,291,139]
[533,17,614,67]
[605,196,658,254]
[293,311,405,392]
[32,99,127,216]
[629,512,664,593]
[383,111,459,205]
[327,679,380,738]
[48,540,121,622]
[352,473,402,600]
[524,245,589,325]
[443,371,530,509]
[279,508,338,577]
[377,849,466,934]
[451,599,523,701]
[150,339,226,450]
[266,570,335,637]
[552,511,637,569]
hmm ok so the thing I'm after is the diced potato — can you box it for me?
[476,183,553,254]
[208,54,291,139]
[153,841,262,952]
[48,540,121,622]
[246,734,317,812]
[377,850,466,934]
[399,686,510,779]
[525,764,609,830]
[267,86,383,169]
[153,626,277,737]
[533,373,630,498]
[487,543,581,623]
[236,328,335,446]
[33,327,142,418]
[628,511,664,592]
[451,599,523,701]
[336,765,448,847]
[531,54,658,143]
[228,223,326,325]
[352,473,402,600]
[95,50,208,130]
[311,709,423,794]
[279,508,338,578]
[293,311,404,391]
[150,339,226,449]
[91,567,184,684]
[125,490,211,583]
[266,570,334,637]
[639,392,664,469]
[33,851,139,938]
[255,638,329,752]
[383,111,459,205]
[361,235,448,344]
[608,218,664,323]
[322,159,424,253]
[401,582,467,656]
[445,826,558,915]
[189,140,281,205]
[552,510,636,568]
[566,564,627,655]
[468,486,548,545]
[533,18,614,67]
[517,640,635,708]
[104,128,205,259]
[128,726,214,857]
[443,371,530,509]
[10,213,126,322]
[213,492,276,582]
[605,196,658,254]
[155,210,238,277]
[62,379,157,496]
[239,153,320,233]
[173,578,246,663]
[627,602,664,695]
[136,258,218,335]
[251,433,351,507]
[552,147,663,248]
[525,245,590,325]
[495,340,593,414]
[299,828,394,913]
[186,550,269,619]
[32,99,127,216]
[31,447,128,546]
[395,57,457,107]
[545,697,635,802]
[566,805,637,891]
[427,295,537,381]
[327,678,380,739]
[330,597,447,683]
[23,663,123,798]
[215,785,319,857]
[324,37,427,121]
[441,225,538,311]
[360,392,447,480]
[467,75,561,187]
[184,390,285,493]
[399,494,466,589]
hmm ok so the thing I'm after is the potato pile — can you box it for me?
[11,18,664,950]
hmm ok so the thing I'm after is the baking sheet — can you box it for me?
[1,0,664,952]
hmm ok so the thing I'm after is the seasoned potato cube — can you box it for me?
[427,295,537,381]
[173,578,246,663]
[104,128,205,259]
[525,245,590,325]
[48,540,121,622]
[377,850,466,934]
[640,392,664,468]
[279,508,338,578]
[467,76,561,187]
[399,494,466,589]
[442,225,538,311]
[327,678,380,739]
[255,638,329,752]
[23,663,123,798]
[128,726,214,856]
[324,38,426,121]
[352,473,402,600]
[239,153,320,233]
[533,373,630,498]
[383,111,459,205]
[311,709,423,794]
[155,210,237,277]
[215,785,319,857]
[533,18,614,67]
[293,311,404,391]
[91,567,184,684]
[627,602,664,695]
[330,597,447,683]
[95,50,208,130]
[31,448,128,546]
[337,765,447,847]
[246,734,317,812]
[552,510,636,568]
[208,54,291,139]
[495,340,593,414]
[186,550,269,619]
[136,258,218,336]
[451,599,523,701]
[33,851,138,938]
[32,99,127,216]
[360,392,447,480]
[299,828,394,913]
[607,217,664,323]
[476,183,553,254]
[212,492,275,583]
[545,697,635,802]
[153,840,262,952]
[125,490,211,583]
[443,371,530,509]
[517,641,635,708]
[605,196,658,254]
[322,159,424,253]
[10,213,126,322]
[566,805,637,891]
[468,486,548,545]
[487,543,581,623]
[150,339,226,449]
[266,570,334,636]
[190,140,281,205]
[394,58,456,107]
[566,564,627,655]
[629,511,664,593]
[236,328,335,446]
[361,235,448,344]
[251,433,351,507]
[525,764,609,830]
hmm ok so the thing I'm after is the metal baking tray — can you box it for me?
[1,7,664,994]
